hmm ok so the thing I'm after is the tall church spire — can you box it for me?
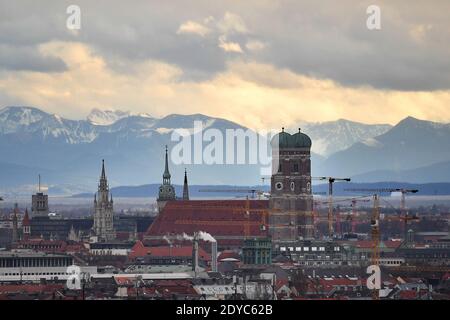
[99,159,108,192]
[101,159,106,180]
[157,145,176,210]
[183,169,189,200]
[93,159,115,241]
[163,145,171,184]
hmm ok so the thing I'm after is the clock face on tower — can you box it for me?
[275,182,283,191]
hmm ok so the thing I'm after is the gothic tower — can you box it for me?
[157,146,176,212]
[93,160,115,241]
[269,128,314,242]
[183,169,189,200]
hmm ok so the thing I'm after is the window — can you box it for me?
[319,247,325,251]
[311,247,317,251]
[293,163,299,172]
[303,247,309,251]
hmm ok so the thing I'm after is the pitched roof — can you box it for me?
[352,240,402,249]
[129,241,210,261]
[145,200,269,245]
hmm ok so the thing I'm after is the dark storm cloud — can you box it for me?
[0,0,449,90]
[0,44,68,72]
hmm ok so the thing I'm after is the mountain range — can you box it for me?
[0,106,449,195]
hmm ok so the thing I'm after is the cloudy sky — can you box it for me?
[1,0,449,129]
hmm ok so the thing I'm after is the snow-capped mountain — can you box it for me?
[1,106,449,193]
[291,119,392,157]
[318,116,450,178]
[0,106,261,191]
[87,108,132,126]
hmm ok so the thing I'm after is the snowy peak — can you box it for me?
[296,119,392,157]
[87,108,132,125]
[0,106,47,128]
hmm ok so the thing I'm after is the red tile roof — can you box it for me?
[145,200,269,247]
[129,240,210,261]
[349,240,402,249]
[0,284,63,294]
[398,290,418,299]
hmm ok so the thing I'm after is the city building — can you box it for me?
[93,160,115,241]
[242,238,272,265]
[145,200,269,249]
[269,128,314,242]
[31,177,49,218]
[157,146,176,212]
[0,250,96,282]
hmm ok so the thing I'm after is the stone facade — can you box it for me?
[157,146,176,212]
[93,160,115,241]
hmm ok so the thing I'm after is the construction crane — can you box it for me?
[345,188,419,239]
[312,177,351,238]
[312,196,370,238]
[349,198,371,233]
[198,188,269,199]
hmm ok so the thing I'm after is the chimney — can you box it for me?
[192,232,199,274]
[211,241,218,272]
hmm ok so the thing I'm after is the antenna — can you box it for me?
[38,174,41,192]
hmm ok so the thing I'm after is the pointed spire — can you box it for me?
[98,159,109,192]
[183,168,189,200]
[163,145,171,183]
[110,193,113,203]
[101,159,106,180]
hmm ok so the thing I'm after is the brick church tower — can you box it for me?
[269,128,314,242]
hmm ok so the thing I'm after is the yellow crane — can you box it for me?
[313,177,351,238]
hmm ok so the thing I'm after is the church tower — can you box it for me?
[93,160,115,241]
[269,128,314,242]
[182,169,189,200]
[31,175,49,218]
[157,146,176,212]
